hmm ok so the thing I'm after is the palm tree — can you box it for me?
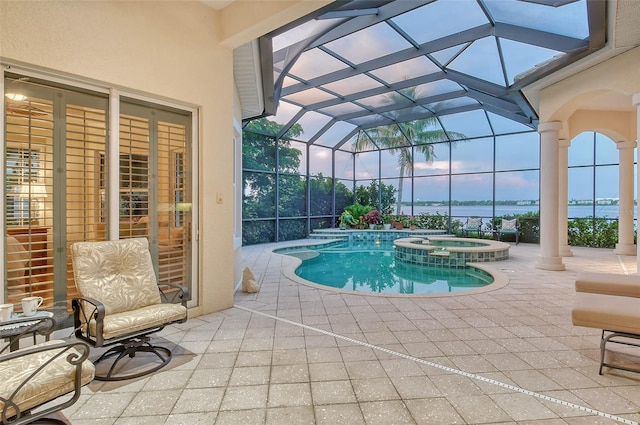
[354,85,465,215]
[355,118,460,215]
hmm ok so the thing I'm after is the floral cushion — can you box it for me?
[71,238,161,315]
[0,340,95,418]
[88,303,187,340]
[501,219,518,231]
[71,238,187,341]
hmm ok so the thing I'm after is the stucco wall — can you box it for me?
[0,0,330,314]
[538,47,640,141]
[0,0,235,314]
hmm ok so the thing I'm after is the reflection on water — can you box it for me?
[290,241,492,295]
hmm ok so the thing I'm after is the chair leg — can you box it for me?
[599,330,607,375]
[93,336,173,381]
[599,330,640,375]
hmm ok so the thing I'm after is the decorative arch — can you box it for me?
[567,109,635,143]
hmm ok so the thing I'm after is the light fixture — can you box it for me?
[5,93,28,101]
[18,183,48,225]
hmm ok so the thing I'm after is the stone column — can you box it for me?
[536,121,565,271]
[558,139,572,257]
[614,140,636,255]
[558,139,573,257]
[633,93,640,272]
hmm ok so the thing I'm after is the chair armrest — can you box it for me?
[158,283,190,306]
[0,339,89,364]
[575,272,640,298]
[0,340,93,423]
[0,316,57,355]
[72,297,106,346]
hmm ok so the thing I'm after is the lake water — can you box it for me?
[401,204,627,219]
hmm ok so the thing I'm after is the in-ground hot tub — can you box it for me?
[394,236,511,268]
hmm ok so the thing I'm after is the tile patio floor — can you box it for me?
[66,241,640,425]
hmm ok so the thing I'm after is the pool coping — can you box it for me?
[269,238,510,298]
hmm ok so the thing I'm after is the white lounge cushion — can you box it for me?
[572,292,640,335]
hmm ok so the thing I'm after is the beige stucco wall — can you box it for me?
[0,0,234,314]
[538,47,640,142]
[0,0,328,314]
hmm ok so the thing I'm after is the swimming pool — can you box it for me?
[274,239,502,296]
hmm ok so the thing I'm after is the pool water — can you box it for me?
[280,240,493,295]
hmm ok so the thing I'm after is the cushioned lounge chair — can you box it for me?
[497,217,519,244]
[70,237,189,381]
[571,272,640,375]
[0,315,94,424]
[462,217,483,238]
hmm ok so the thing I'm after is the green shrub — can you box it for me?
[279,219,307,241]
[242,220,275,245]
[415,212,449,230]
[515,211,540,244]
[568,217,619,248]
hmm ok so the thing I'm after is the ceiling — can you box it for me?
[230,0,639,149]
[199,0,236,11]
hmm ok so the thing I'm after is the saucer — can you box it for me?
[0,311,54,330]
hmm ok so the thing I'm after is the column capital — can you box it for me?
[633,92,640,107]
[538,121,563,134]
[616,140,637,150]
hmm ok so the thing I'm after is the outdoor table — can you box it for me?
[0,306,69,352]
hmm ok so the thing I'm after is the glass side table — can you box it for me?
[0,307,69,352]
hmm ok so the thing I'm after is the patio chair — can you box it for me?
[70,237,189,381]
[1,315,94,424]
[571,272,640,375]
[462,217,483,238]
[497,217,519,244]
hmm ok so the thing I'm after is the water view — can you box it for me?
[404,204,626,219]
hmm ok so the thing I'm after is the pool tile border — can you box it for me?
[270,237,510,298]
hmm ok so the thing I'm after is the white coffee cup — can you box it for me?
[21,296,43,317]
[0,304,13,322]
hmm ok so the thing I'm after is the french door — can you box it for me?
[3,74,194,311]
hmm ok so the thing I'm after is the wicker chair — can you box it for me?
[0,316,94,424]
[70,238,189,381]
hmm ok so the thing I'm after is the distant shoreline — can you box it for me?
[399,204,628,219]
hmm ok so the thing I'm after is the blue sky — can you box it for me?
[265,0,609,203]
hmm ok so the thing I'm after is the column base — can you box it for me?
[535,255,565,271]
[614,243,636,256]
[559,245,573,257]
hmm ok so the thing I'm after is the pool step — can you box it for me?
[281,249,320,260]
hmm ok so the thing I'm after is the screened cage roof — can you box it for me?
[247,0,606,151]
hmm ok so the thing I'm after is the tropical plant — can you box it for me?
[344,203,373,222]
[339,211,358,229]
[353,86,466,215]
[355,180,397,213]
[364,209,380,225]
